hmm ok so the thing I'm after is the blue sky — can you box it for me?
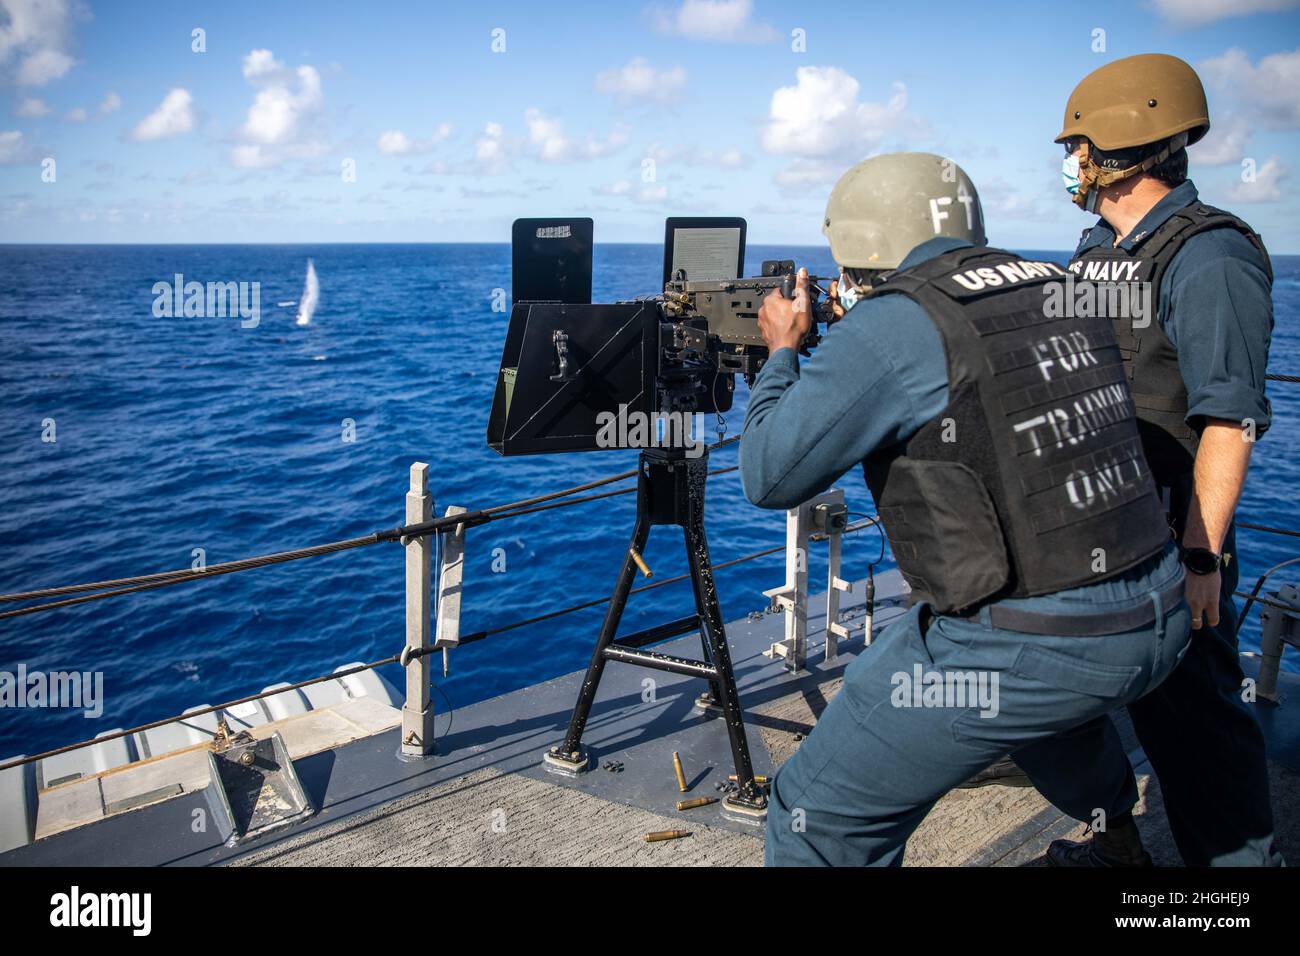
[2,0,1298,249]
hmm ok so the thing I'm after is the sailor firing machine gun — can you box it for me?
[486,216,834,821]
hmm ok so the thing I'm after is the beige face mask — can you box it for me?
[1068,134,1188,211]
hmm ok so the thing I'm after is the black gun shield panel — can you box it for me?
[512,218,594,305]
[487,302,657,455]
[662,217,746,286]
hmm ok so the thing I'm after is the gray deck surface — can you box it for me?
[9,568,1299,867]
[231,765,764,866]
[231,642,1300,868]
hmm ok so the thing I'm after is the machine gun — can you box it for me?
[488,217,834,455]
[485,216,834,820]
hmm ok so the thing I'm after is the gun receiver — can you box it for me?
[661,259,835,380]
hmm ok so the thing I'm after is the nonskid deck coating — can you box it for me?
[6,570,1299,867]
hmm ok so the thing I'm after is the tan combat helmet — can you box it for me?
[822,152,986,273]
[1056,54,1209,209]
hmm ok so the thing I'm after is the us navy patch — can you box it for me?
[1067,259,1145,281]
[947,259,1067,295]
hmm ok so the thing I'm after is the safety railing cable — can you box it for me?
[1234,591,1299,615]
[0,535,385,621]
[1237,521,1300,540]
[449,515,876,648]
[0,440,743,621]
[0,513,874,775]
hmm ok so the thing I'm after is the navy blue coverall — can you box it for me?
[742,237,1191,866]
[1013,181,1282,866]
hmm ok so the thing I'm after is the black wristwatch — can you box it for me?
[1181,546,1223,576]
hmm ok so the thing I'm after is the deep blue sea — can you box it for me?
[2,244,1298,757]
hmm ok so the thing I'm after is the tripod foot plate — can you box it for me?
[721,794,768,824]
[693,693,724,716]
[541,748,589,775]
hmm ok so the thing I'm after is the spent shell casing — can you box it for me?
[645,829,691,843]
[629,548,653,578]
[672,751,688,792]
[727,774,769,784]
[676,797,718,811]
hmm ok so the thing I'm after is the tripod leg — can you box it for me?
[546,514,651,771]
[690,554,724,710]
[683,501,765,815]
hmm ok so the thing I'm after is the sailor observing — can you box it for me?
[1008,53,1282,868]
[740,151,1192,866]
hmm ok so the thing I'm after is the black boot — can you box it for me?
[957,755,1034,789]
[1045,818,1153,867]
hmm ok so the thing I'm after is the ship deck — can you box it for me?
[5,570,1300,867]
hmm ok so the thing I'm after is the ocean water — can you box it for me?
[1,243,1297,757]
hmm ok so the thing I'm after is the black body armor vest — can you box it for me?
[1067,203,1272,488]
[863,246,1169,615]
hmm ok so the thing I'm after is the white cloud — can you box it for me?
[978,176,1050,222]
[59,90,120,125]
[0,128,24,162]
[475,121,510,173]
[377,123,451,155]
[1194,114,1251,165]
[762,67,915,178]
[773,158,844,189]
[408,158,452,176]
[230,49,328,167]
[467,113,625,172]
[713,148,743,168]
[460,185,528,200]
[1200,47,1300,129]
[58,90,119,125]
[1149,0,1299,25]
[598,179,669,203]
[377,130,414,155]
[650,0,778,43]
[1227,156,1289,202]
[229,144,276,169]
[16,96,48,117]
[242,48,284,80]
[646,141,745,168]
[130,88,194,141]
[524,108,628,162]
[525,109,567,161]
[16,46,71,85]
[241,69,321,144]
[0,0,79,86]
[595,58,687,103]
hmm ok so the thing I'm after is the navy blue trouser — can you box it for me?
[1013,526,1284,866]
[764,552,1191,866]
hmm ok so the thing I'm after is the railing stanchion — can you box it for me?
[1257,584,1299,703]
[401,462,435,758]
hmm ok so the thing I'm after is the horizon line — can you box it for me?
[0,240,1073,250]
[3,241,1298,255]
